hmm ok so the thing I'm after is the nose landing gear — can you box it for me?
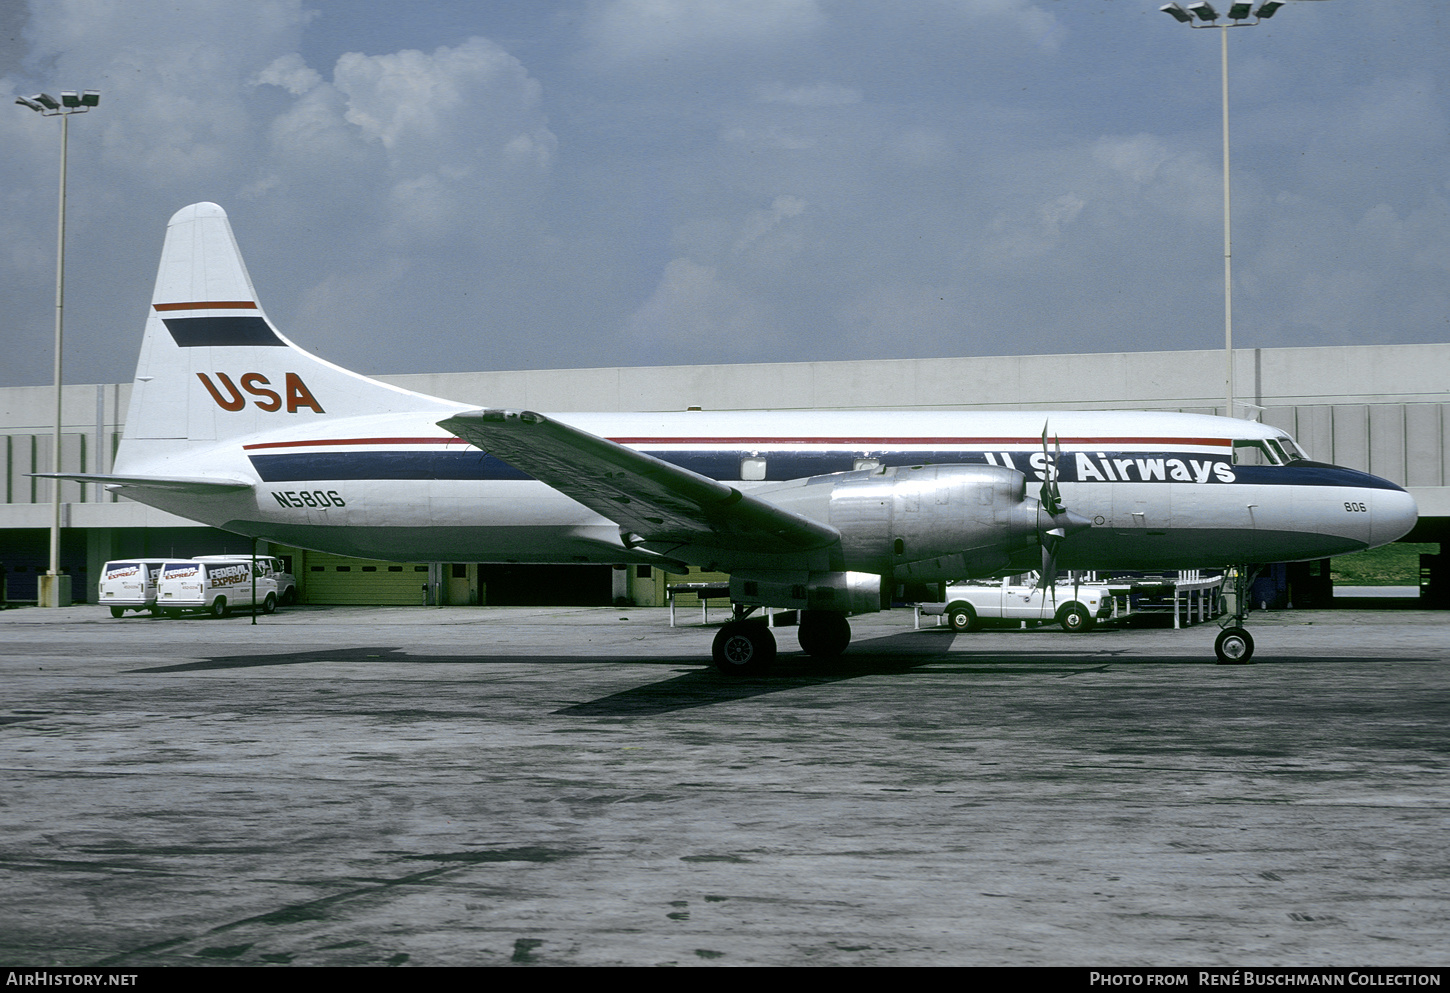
[1214,565,1262,665]
[1214,625,1254,664]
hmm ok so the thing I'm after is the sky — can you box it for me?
[1,0,1446,389]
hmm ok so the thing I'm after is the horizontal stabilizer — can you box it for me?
[31,472,254,494]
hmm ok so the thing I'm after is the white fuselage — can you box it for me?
[116,408,1418,572]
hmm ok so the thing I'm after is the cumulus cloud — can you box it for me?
[621,258,776,354]
[1,0,1445,387]
[0,1,561,383]
[255,53,322,96]
[734,195,808,255]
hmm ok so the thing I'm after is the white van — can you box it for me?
[156,558,278,618]
[99,559,171,617]
[194,554,297,606]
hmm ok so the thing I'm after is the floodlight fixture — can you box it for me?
[16,89,100,118]
[1157,0,1302,419]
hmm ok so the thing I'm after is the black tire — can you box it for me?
[1215,626,1254,664]
[262,593,277,615]
[946,604,977,632]
[109,606,125,618]
[797,610,851,658]
[164,608,182,619]
[210,597,228,619]
[1057,603,1094,633]
[712,621,777,676]
[280,587,297,607]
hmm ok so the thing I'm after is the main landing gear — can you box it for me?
[1214,565,1262,665]
[711,607,853,675]
[711,610,776,676]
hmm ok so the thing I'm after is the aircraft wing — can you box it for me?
[439,409,840,556]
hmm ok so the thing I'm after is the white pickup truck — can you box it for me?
[920,575,1113,633]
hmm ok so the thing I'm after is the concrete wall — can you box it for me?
[379,342,1448,413]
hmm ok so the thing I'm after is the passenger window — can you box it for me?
[853,458,881,471]
[740,457,767,481]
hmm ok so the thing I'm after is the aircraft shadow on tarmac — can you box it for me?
[125,631,1432,719]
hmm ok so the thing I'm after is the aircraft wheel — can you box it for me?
[946,604,978,632]
[110,606,125,619]
[1058,603,1094,633]
[712,621,776,676]
[798,610,851,658]
[262,593,277,615]
[1215,627,1254,665]
[210,598,228,619]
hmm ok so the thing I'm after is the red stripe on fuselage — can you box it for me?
[243,437,474,450]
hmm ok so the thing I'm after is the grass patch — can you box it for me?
[1331,542,1438,586]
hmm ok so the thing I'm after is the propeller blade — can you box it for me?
[1041,544,1059,598]
[1034,421,1081,604]
[1039,423,1065,516]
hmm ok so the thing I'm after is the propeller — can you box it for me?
[1036,423,1090,602]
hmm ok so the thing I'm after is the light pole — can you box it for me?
[1160,2,1285,419]
[16,89,100,607]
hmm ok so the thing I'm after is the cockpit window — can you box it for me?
[1233,436,1307,466]
[1232,440,1278,466]
[1275,435,1307,461]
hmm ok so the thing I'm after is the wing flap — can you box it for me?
[438,409,839,554]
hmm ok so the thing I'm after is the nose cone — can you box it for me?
[1371,487,1419,548]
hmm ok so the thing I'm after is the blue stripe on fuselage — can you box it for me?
[247,449,1404,490]
[250,451,531,481]
[1230,461,1406,492]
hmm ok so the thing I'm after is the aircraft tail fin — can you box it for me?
[116,202,466,473]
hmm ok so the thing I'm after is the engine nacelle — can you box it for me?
[730,570,883,615]
[762,464,1048,582]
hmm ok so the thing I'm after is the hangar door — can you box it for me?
[301,552,430,605]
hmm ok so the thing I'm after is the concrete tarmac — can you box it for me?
[0,604,1446,968]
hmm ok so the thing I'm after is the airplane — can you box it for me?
[48,202,1419,672]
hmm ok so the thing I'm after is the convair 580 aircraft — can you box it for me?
[56,203,1418,671]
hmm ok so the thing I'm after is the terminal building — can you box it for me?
[1,341,1445,608]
